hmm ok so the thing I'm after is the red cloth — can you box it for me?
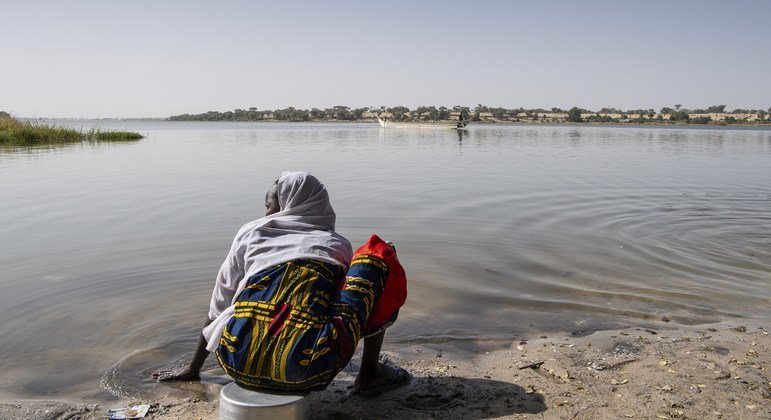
[352,234,407,330]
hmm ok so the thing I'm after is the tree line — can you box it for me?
[167,106,463,122]
[167,104,771,124]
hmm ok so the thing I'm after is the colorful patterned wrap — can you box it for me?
[215,236,401,391]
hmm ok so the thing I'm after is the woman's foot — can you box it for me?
[353,361,412,396]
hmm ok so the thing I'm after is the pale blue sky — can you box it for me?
[2,0,769,118]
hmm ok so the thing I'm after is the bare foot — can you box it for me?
[353,362,411,395]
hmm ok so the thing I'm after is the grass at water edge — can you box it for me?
[0,117,144,145]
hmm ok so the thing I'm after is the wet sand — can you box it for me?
[2,320,768,419]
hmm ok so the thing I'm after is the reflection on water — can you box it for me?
[1,121,770,400]
[457,128,468,143]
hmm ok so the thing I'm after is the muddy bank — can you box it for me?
[2,320,768,419]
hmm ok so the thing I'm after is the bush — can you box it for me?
[689,116,712,124]
[567,107,583,122]
[585,114,615,123]
[669,111,690,122]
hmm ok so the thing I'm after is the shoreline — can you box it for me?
[2,319,767,419]
[21,117,771,129]
[174,119,771,128]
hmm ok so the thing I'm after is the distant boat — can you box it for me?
[377,115,470,129]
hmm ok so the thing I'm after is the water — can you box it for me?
[1,121,769,400]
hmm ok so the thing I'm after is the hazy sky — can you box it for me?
[2,0,770,118]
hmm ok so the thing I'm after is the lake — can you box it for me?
[1,121,769,400]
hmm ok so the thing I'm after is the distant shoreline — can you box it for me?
[28,118,771,129]
[163,118,771,128]
[165,105,771,127]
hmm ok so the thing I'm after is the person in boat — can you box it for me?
[153,172,410,395]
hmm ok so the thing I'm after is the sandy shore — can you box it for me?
[2,320,768,419]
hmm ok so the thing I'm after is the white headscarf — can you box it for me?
[202,172,352,351]
[240,171,352,274]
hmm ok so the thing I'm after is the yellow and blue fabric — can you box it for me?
[215,254,391,391]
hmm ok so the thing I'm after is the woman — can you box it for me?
[153,172,409,394]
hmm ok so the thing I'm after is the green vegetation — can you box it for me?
[93,131,144,141]
[0,115,143,146]
[567,107,583,123]
[168,104,770,126]
[690,116,712,124]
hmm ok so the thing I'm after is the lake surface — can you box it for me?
[1,121,769,400]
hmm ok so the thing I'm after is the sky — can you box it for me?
[1,0,770,118]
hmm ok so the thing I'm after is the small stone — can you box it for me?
[659,360,668,366]
[661,317,670,322]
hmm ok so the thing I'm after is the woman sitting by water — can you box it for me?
[153,171,410,395]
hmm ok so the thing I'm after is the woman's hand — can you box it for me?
[153,317,212,382]
[152,364,201,382]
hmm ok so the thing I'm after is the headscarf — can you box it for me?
[239,171,352,274]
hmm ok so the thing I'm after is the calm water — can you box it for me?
[1,121,770,399]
